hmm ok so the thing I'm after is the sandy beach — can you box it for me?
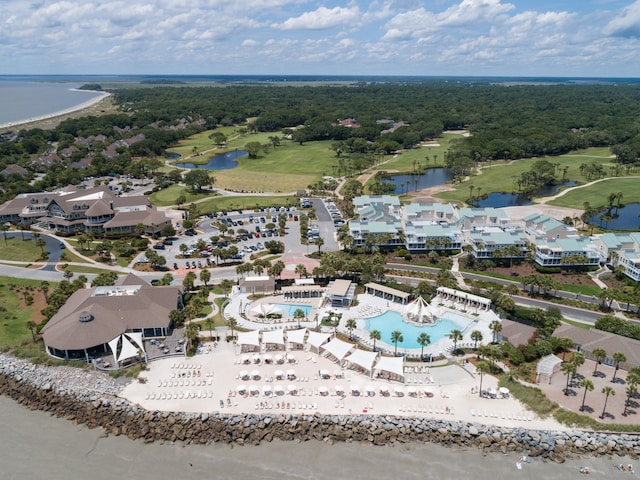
[0,90,114,132]
[121,339,566,432]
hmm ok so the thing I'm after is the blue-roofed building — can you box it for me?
[533,237,603,267]
[596,233,640,282]
[349,196,404,249]
[469,228,528,260]
[523,213,577,241]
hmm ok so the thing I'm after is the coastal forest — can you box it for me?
[2,80,640,201]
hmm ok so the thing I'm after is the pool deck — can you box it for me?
[227,292,499,358]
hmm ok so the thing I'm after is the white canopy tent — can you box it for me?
[374,355,405,381]
[322,338,354,366]
[286,328,307,347]
[237,330,260,351]
[306,331,331,353]
[262,329,285,350]
[344,349,379,378]
[108,332,145,367]
[405,296,433,324]
[250,303,282,317]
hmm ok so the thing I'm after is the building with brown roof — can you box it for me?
[41,273,183,362]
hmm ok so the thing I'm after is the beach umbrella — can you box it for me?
[379,385,389,395]
[286,353,296,363]
[350,384,360,393]
[407,386,417,396]
[236,384,247,393]
[318,386,329,395]
[286,369,296,379]
[274,369,285,379]
[263,354,273,363]
[334,369,343,378]
[499,387,510,395]
[251,369,261,379]
[287,384,298,394]
[252,353,261,363]
[422,386,434,397]
[262,385,272,395]
[365,385,375,396]
[241,355,250,364]
[274,385,284,395]
[249,385,259,395]
[319,369,330,378]
[239,370,249,380]
[334,385,344,394]
[274,354,284,363]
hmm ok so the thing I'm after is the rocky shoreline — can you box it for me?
[1,354,638,460]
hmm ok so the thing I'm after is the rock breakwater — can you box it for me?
[1,354,639,460]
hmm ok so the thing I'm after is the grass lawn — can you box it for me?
[58,247,92,264]
[434,147,619,205]
[167,129,339,193]
[195,195,299,214]
[547,177,640,210]
[380,133,459,172]
[0,237,46,262]
[0,276,48,348]
[165,127,241,158]
[149,184,216,207]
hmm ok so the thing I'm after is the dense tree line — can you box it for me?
[4,80,640,202]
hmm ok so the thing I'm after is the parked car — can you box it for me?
[191,261,197,268]
[173,262,178,270]
[153,244,165,250]
[163,239,173,245]
[197,261,203,268]
[185,262,190,269]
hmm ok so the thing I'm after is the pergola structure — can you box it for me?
[536,354,562,384]
[364,282,410,305]
[436,287,491,311]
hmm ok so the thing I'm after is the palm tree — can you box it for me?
[612,352,627,383]
[26,320,37,342]
[391,330,403,356]
[579,378,594,411]
[369,329,381,352]
[184,322,200,351]
[293,308,306,329]
[199,268,211,287]
[489,320,502,344]
[448,329,463,351]
[470,330,483,350]
[417,332,431,360]
[227,316,238,341]
[599,386,615,419]
[561,361,577,395]
[39,280,50,303]
[205,317,214,340]
[345,318,357,340]
[476,360,490,396]
[623,383,638,416]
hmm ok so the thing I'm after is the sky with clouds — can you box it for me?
[2,0,640,77]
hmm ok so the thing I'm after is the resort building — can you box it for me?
[532,237,603,268]
[238,276,276,295]
[596,233,640,282]
[468,229,528,261]
[522,213,577,241]
[324,279,356,308]
[349,196,404,249]
[0,186,171,235]
[41,273,183,363]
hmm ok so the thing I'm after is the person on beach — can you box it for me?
[579,466,589,474]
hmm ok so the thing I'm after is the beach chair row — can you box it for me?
[471,409,534,421]
[256,402,318,410]
[146,390,219,400]
[400,405,454,415]
[157,379,213,388]
[172,363,201,369]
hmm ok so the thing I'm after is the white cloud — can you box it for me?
[604,0,640,37]
[273,6,361,30]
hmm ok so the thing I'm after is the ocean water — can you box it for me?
[0,79,104,127]
[0,394,630,480]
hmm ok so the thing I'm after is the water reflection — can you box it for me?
[589,203,640,230]
[177,150,247,170]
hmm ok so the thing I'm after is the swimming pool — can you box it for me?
[364,311,472,349]
[275,304,312,316]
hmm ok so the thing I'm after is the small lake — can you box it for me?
[177,150,247,170]
[385,168,454,194]
[475,181,577,208]
[165,152,181,160]
[589,203,640,230]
